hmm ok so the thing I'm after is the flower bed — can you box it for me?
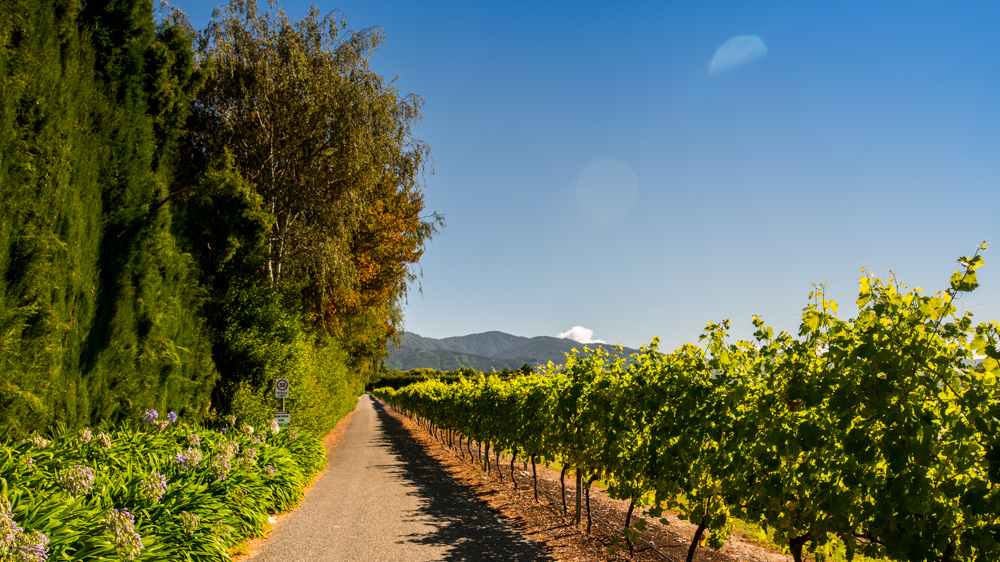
[0,412,325,561]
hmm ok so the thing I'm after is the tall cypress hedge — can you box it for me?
[0,0,216,432]
[1,0,425,436]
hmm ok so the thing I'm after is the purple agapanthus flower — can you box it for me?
[179,511,200,535]
[95,432,112,450]
[219,441,239,458]
[209,455,231,481]
[142,409,158,424]
[139,473,167,502]
[105,508,143,560]
[58,465,94,497]
[2,496,49,561]
[166,411,178,424]
[236,447,258,472]
[11,530,49,561]
[1,496,24,549]
[171,448,202,471]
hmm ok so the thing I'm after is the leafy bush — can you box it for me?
[368,367,481,392]
[0,411,325,561]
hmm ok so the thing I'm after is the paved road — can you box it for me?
[249,395,548,561]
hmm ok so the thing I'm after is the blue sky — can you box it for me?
[171,0,1000,349]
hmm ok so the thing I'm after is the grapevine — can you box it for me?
[376,247,1000,562]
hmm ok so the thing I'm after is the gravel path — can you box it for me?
[248,395,548,561]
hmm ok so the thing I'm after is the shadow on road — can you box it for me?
[370,397,554,561]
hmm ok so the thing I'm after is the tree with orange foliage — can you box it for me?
[194,0,441,366]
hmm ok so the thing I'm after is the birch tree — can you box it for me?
[193,0,439,358]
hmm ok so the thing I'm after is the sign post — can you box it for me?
[273,410,291,428]
[274,379,291,428]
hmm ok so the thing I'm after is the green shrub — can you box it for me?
[0,410,325,561]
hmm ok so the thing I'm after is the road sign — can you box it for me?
[274,411,291,428]
[275,378,289,399]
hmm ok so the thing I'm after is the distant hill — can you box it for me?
[385,331,638,371]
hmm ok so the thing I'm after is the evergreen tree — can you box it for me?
[0,0,216,431]
[78,0,216,425]
[0,0,436,435]
[0,0,104,429]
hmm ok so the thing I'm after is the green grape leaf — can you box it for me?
[950,270,979,292]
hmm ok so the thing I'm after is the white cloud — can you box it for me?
[557,326,606,344]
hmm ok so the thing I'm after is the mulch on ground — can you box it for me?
[383,404,791,562]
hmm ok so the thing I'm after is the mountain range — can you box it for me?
[385,331,639,371]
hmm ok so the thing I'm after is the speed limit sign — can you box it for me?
[275,378,290,398]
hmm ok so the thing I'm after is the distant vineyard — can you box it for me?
[376,247,1000,562]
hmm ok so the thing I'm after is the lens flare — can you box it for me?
[709,35,767,75]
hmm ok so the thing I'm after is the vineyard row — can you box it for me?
[376,249,1000,562]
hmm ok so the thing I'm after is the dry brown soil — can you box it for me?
[235,396,797,562]
[381,404,793,562]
